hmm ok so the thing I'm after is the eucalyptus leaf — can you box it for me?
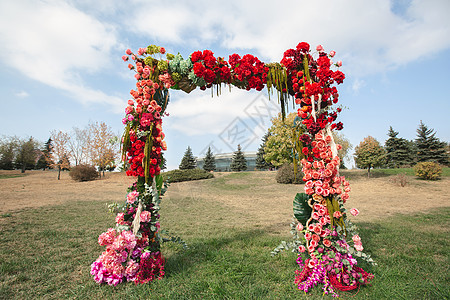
[293,193,312,225]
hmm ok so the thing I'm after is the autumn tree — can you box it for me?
[264,113,297,167]
[68,126,90,166]
[230,144,247,172]
[50,130,71,180]
[354,136,385,177]
[203,147,216,172]
[15,137,40,173]
[179,146,196,170]
[333,132,352,169]
[415,121,448,165]
[87,121,119,177]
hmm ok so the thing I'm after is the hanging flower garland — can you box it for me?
[91,42,375,296]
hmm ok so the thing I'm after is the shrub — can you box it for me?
[69,164,99,182]
[162,168,214,183]
[276,163,302,184]
[414,162,442,180]
[390,173,409,187]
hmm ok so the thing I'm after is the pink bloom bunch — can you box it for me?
[92,229,153,285]
[127,190,139,204]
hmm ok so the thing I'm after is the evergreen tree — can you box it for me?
[385,126,415,168]
[36,138,53,170]
[255,132,272,170]
[203,147,216,172]
[415,121,448,165]
[230,144,247,171]
[179,146,196,170]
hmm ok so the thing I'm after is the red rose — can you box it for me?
[191,51,203,63]
[296,42,310,52]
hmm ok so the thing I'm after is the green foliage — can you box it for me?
[14,137,40,173]
[162,168,214,183]
[0,137,18,170]
[414,161,442,180]
[385,126,415,168]
[230,144,247,172]
[275,163,301,184]
[69,164,99,181]
[264,113,297,167]
[354,136,386,177]
[415,121,449,165]
[293,193,312,225]
[255,131,273,170]
[179,146,197,170]
[203,147,216,172]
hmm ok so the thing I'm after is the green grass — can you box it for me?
[0,173,28,179]
[341,167,450,179]
[0,195,448,298]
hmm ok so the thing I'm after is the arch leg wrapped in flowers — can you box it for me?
[91,42,375,295]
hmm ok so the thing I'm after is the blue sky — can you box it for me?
[0,0,449,169]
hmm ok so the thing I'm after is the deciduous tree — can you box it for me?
[264,113,297,167]
[15,137,39,173]
[87,121,119,177]
[354,136,385,177]
[50,130,71,180]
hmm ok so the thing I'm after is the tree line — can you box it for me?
[354,121,449,176]
[0,121,120,179]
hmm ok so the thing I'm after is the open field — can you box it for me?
[0,170,449,299]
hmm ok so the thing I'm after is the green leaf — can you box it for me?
[293,193,312,225]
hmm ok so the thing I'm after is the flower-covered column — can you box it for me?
[91,46,169,285]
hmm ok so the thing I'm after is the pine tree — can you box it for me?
[415,121,448,165]
[36,137,53,170]
[385,126,415,168]
[179,146,196,170]
[230,144,247,171]
[203,147,216,172]
[255,132,272,170]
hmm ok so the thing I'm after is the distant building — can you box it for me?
[196,151,257,171]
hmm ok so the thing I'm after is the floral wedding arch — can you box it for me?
[90,42,375,296]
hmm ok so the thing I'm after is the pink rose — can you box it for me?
[323,239,332,247]
[296,223,304,231]
[137,48,145,55]
[352,234,361,243]
[336,61,342,67]
[122,55,129,62]
[310,240,318,248]
[316,44,324,52]
[350,208,359,216]
[305,232,312,240]
[354,243,364,251]
[127,191,139,204]
[333,211,342,219]
[298,245,306,253]
[140,210,151,223]
[329,50,336,57]
[126,49,132,55]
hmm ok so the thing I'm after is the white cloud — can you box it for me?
[0,0,124,112]
[15,90,30,98]
[125,0,450,76]
[165,88,258,135]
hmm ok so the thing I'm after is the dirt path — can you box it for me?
[1,170,449,226]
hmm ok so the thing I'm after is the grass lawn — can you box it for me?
[0,171,448,299]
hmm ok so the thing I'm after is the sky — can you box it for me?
[0,0,449,170]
